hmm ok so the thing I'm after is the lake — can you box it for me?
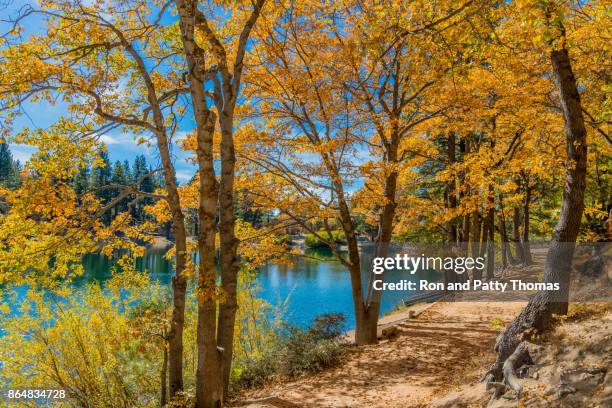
[14,245,441,329]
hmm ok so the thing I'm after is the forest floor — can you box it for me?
[231,249,611,408]
[232,300,525,408]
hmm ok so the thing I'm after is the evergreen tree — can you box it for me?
[0,142,20,188]
[235,189,264,227]
[132,155,148,184]
[73,165,89,196]
[122,160,133,184]
[0,143,13,182]
[131,155,145,222]
[111,160,129,215]
[10,160,22,188]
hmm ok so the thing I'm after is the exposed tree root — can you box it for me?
[484,341,532,402]
[483,291,556,402]
[502,341,530,398]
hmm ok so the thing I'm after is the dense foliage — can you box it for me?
[0,0,609,406]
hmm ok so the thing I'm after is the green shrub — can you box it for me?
[236,313,346,388]
[309,312,346,339]
[304,230,346,248]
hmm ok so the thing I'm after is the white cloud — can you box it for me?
[175,169,195,183]
[98,134,121,145]
[9,144,37,163]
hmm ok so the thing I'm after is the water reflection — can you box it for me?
[257,244,441,327]
[79,247,174,286]
[9,244,440,329]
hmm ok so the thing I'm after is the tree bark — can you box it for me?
[147,78,188,403]
[354,301,379,344]
[462,214,471,255]
[166,202,188,399]
[364,139,399,342]
[217,113,240,398]
[446,134,458,244]
[475,210,489,281]
[124,31,189,397]
[486,207,495,279]
[194,110,223,408]
[491,38,588,382]
[328,154,374,345]
[459,138,470,255]
[512,205,524,264]
[499,198,513,268]
[521,182,533,265]
[175,2,223,406]
[161,344,168,407]
[205,1,264,398]
[485,186,495,279]
[471,211,481,259]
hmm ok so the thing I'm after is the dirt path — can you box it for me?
[232,301,526,408]
[231,249,594,407]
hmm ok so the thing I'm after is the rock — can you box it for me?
[558,385,576,398]
[379,325,400,340]
[560,367,606,393]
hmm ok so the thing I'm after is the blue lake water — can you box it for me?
[7,245,441,329]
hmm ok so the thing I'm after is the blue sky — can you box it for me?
[2,1,368,191]
[2,1,197,182]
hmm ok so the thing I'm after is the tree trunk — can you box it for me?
[462,214,471,255]
[446,134,458,244]
[491,40,588,382]
[194,110,223,408]
[522,183,533,265]
[155,113,188,401]
[485,187,495,279]
[486,208,495,280]
[217,114,240,398]
[459,138,470,255]
[471,211,481,259]
[161,344,168,407]
[174,3,223,406]
[512,206,524,264]
[474,214,488,281]
[344,237,375,345]
[134,56,188,397]
[331,157,374,345]
[364,150,399,342]
[207,1,264,396]
[166,196,188,399]
[354,301,379,344]
[498,198,513,268]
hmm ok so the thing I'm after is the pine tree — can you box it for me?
[123,160,133,184]
[131,155,152,222]
[235,190,264,227]
[0,143,13,182]
[111,160,129,215]
[0,143,21,188]
[73,165,89,196]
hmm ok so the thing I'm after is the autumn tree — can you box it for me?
[241,0,486,344]
[1,1,268,406]
[172,0,266,405]
[481,0,598,396]
[0,0,193,398]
